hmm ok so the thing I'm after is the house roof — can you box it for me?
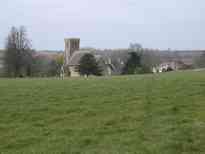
[34,50,63,60]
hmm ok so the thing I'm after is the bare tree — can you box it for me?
[141,50,161,69]
[5,26,33,77]
[194,52,205,68]
[129,43,143,53]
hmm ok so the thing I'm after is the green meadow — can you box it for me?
[0,71,205,154]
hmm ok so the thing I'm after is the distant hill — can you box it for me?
[159,50,205,66]
[0,48,205,76]
[34,50,63,60]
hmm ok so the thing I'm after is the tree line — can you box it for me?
[3,26,162,77]
[4,26,64,77]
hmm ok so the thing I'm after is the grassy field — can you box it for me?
[0,71,205,154]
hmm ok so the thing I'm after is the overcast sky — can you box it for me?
[0,0,205,50]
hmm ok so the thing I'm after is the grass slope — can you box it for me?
[0,71,205,154]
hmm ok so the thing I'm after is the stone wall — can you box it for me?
[69,66,80,77]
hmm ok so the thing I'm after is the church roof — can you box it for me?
[68,50,92,66]
[68,50,111,66]
[67,49,129,75]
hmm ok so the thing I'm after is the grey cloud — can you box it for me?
[0,0,205,50]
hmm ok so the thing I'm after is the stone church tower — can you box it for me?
[64,38,80,65]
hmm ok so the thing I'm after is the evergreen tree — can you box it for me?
[77,53,102,76]
[122,52,141,74]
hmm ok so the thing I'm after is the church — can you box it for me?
[64,38,127,77]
